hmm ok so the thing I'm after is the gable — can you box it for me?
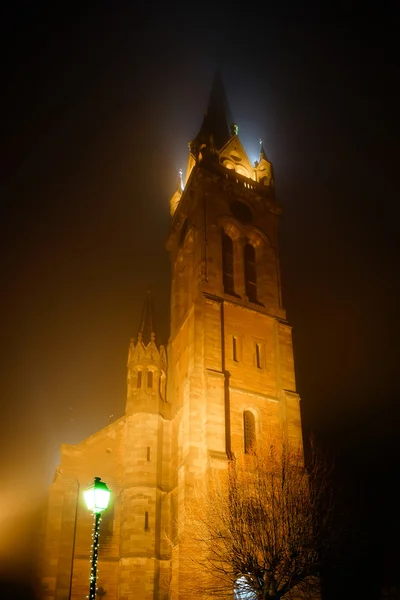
[218,136,255,180]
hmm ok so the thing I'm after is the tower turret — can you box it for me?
[120,291,169,598]
[126,290,167,413]
[254,138,274,187]
[169,170,184,216]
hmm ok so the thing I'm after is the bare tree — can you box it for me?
[175,436,335,600]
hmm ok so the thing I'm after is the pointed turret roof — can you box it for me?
[195,71,234,150]
[138,288,156,345]
[178,168,184,191]
[259,138,268,162]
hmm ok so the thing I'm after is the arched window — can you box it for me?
[255,343,261,369]
[137,371,142,388]
[222,231,235,295]
[232,336,238,362]
[159,370,166,401]
[244,243,257,302]
[243,411,256,453]
[147,370,153,389]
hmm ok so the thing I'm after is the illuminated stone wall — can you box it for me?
[41,419,124,599]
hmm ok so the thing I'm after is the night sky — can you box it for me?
[1,4,399,598]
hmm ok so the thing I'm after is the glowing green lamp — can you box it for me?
[83,477,111,514]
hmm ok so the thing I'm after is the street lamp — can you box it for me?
[83,477,111,600]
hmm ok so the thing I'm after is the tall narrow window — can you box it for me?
[244,243,257,302]
[147,446,151,461]
[255,343,261,369]
[147,370,153,389]
[144,511,149,531]
[137,370,142,388]
[222,231,235,295]
[160,371,166,401]
[233,336,238,362]
[243,410,256,453]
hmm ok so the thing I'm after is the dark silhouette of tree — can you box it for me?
[174,436,337,600]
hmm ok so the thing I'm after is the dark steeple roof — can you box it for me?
[259,138,268,161]
[195,72,234,150]
[138,288,156,345]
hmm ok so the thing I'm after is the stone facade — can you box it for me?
[40,79,302,599]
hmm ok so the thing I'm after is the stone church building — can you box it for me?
[41,77,303,600]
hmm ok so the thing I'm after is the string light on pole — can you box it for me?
[83,477,111,600]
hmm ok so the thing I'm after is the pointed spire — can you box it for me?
[138,288,156,345]
[178,168,184,191]
[170,169,183,216]
[194,71,234,150]
[259,138,268,161]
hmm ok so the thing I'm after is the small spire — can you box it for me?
[138,288,156,345]
[259,138,268,161]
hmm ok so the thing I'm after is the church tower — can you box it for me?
[166,73,302,596]
[39,76,302,600]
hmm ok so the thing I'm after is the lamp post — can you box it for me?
[83,477,111,600]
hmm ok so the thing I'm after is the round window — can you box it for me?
[229,201,253,224]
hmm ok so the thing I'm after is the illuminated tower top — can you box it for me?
[170,74,275,217]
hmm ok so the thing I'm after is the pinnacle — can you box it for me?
[259,138,268,161]
[138,288,156,345]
